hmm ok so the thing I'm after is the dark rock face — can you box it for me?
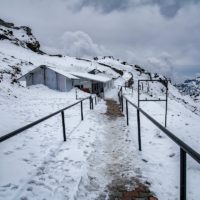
[98,62,124,76]
[0,34,9,40]
[0,18,44,54]
[26,41,41,53]
[0,19,14,28]
[20,26,32,36]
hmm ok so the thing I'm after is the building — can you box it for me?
[18,65,79,92]
[18,65,113,96]
[71,72,113,96]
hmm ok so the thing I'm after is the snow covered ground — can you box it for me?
[0,85,200,200]
[123,88,200,200]
[1,22,200,199]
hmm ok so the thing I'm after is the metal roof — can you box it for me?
[18,65,79,81]
[70,72,111,83]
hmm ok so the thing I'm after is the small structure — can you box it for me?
[71,72,113,96]
[18,65,79,92]
[18,65,113,96]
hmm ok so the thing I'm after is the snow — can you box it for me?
[0,85,200,199]
[123,88,200,200]
[18,65,80,80]
[0,85,88,137]
[47,67,79,80]
[0,30,200,199]
[70,72,111,83]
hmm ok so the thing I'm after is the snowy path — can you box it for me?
[1,90,200,200]
[0,98,152,200]
[75,100,140,199]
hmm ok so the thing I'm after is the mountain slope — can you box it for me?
[175,77,200,103]
[0,19,200,200]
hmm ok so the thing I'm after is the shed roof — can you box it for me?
[47,67,79,79]
[18,65,79,81]
[70,72,111,83]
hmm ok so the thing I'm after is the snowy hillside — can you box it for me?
[0,19,200,200]
[175,77,200,103]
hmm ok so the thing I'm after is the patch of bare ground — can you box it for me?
[101,177,157,200]
[105,99,124,118]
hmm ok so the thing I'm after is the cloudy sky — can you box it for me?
[0,0,200,82]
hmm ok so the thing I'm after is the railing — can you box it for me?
[118,90,200,200]
[0,96,97,143]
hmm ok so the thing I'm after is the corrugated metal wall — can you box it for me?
[25,67,73,92]
[26,74,33,86]
[57,73,73,92]
[45,68,57,90]
[66,78,73,91]
[57,73,66,91]
[33,68,44,85]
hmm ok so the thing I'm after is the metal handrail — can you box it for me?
[0,96,93,143]
[119,90,200,200]
[124,95,200,164]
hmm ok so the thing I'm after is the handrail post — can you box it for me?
[137,109,142,151]
[180,148,187,200]
[89,96,92,110]
[95,96,97,105]
[118,90,121,105]
[92,97,94,109]
[165,81,168,127]
[90,96,94,110]
[61,111,66,142]
[121,95,124,112]
[81,101,83,121]
[126,100,129,126]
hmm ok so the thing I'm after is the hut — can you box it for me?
[71,72,113,96]
[18,65,79,92]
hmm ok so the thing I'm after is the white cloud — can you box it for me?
[124,50,174,79]
[0,0,199,80]
[58,31,110,58]
[147,53,174,78]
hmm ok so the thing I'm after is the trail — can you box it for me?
[0,98,156,200]
[75,99,155,200]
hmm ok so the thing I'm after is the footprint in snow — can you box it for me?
[40,144,47,148]
[4,151,13,155]
[26,186,33,191]
[2,183,12,188]
[73,161,83,168]
[84,150,88,155]
[20,196,28,200]
[22,158,30,163]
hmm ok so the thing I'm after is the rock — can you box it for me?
[0,34,9,40]
[0,19,14,28]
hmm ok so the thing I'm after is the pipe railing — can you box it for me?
[0,95,97,143]
[118,91,200,200]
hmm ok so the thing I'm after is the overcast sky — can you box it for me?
[0,0,200,82]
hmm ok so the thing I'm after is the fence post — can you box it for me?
[89,96,92,110]
[165,81,168,127]
[118,90,121,105]
[61,111,66,141]
[92,98,94,109]
[137,109,142,151]
[121,95,124,112]
[95,96,97,105]
[81,101,83,121]
[126,100,129,126]
[180,148,187,200]
[90,97,94,110]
